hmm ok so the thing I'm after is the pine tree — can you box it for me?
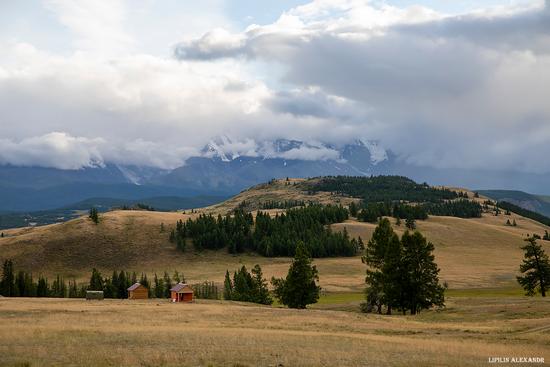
[544,230,550,241]
[153,273,164,298]
[506,219,512,226]
[513,219,517,227]
[517,237,550,297]
[118,271,128,298]
[163,272,172,298]
[271,241,320,309]
[36,275,49,297]
[400,231,445,314]
[405,216,416,230]
[89,268,103,291]
[89,207,99,224]
[362,218,401,314]
[251,264,272,305]
[0,260,16,296]
[68,279,79,298]
[223,270,233,300]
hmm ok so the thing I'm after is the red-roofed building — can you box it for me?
[170,283,194,303]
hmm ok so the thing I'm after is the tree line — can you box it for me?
[170,205,362,257]
[0,262,188,299]
[362,219,445,315]
[307,176,458,203]
[355,199,482,224]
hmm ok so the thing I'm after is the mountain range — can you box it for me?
[2,137,550,212]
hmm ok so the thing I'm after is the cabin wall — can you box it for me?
[129,287,148,299]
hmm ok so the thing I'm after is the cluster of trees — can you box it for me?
[223,265,272,304]
[191,281,220,300]
[260,200,306,210]
[308,176,458,203]
[357,202,429,223]
[362,219,445,315]
[0,260,72,297]
[356,199,482,224]
[497,201,550,227]
[506,219,518,227]
[271,241,321,309]
[171,205,361,257]
[423,199,482,218]
[170,210,254,253]
[517,237,550,297]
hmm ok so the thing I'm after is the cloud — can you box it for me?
[1,0,549,174]
[175,0,550,173]
[0,132,104,170]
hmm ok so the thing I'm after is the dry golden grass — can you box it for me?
[1,209,549,293]
[0,296,548,367]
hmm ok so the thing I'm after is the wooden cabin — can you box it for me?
[127,282,148,299]
[170,283,194,303]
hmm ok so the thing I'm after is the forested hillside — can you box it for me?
[306,176,458,203]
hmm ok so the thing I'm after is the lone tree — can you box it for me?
[405,216,416,230]
[271,241,320,309]
[400,231,445,314]
[89,207,99,224]
[517,237,550,297]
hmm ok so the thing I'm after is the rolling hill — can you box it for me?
[1,177,549,293]
[479,189,550,217]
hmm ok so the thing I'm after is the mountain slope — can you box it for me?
[1,178,549,292]
[479,190,550,217]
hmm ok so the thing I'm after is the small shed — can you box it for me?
[127,282,149,299]
[86,290,104,300]
[170,283,194,303]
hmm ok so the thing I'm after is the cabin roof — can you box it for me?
[170,283,193,293]
[127,282,144,291]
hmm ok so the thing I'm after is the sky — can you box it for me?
[0,0,549,171]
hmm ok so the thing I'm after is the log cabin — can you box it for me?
[127,282,149,299]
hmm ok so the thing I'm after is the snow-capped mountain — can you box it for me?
[152,138,390,192]
[4,136,550,212]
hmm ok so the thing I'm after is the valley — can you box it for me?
[1,177,550,366]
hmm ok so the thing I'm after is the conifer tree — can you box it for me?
[36,275,49,297]
[271,241,320,309]
[223,270,233,300]
[0,259,16,296]
[89,207,99,224]
[153,273,164,298]
[89,268,103,291]
[405,216,416,230]
[517,237,550,297]
[163,272,172,298]
[400,231,445,314]
[251,264,272,305]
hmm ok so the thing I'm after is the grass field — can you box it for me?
[2,181,550,366]
[0,296,549,367]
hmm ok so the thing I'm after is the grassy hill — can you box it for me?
[1,178,549,293]
[479,189,550,217]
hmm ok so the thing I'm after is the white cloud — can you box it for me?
[0,132,104,170]
[175,0,550,173]
[1,0,549,174]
